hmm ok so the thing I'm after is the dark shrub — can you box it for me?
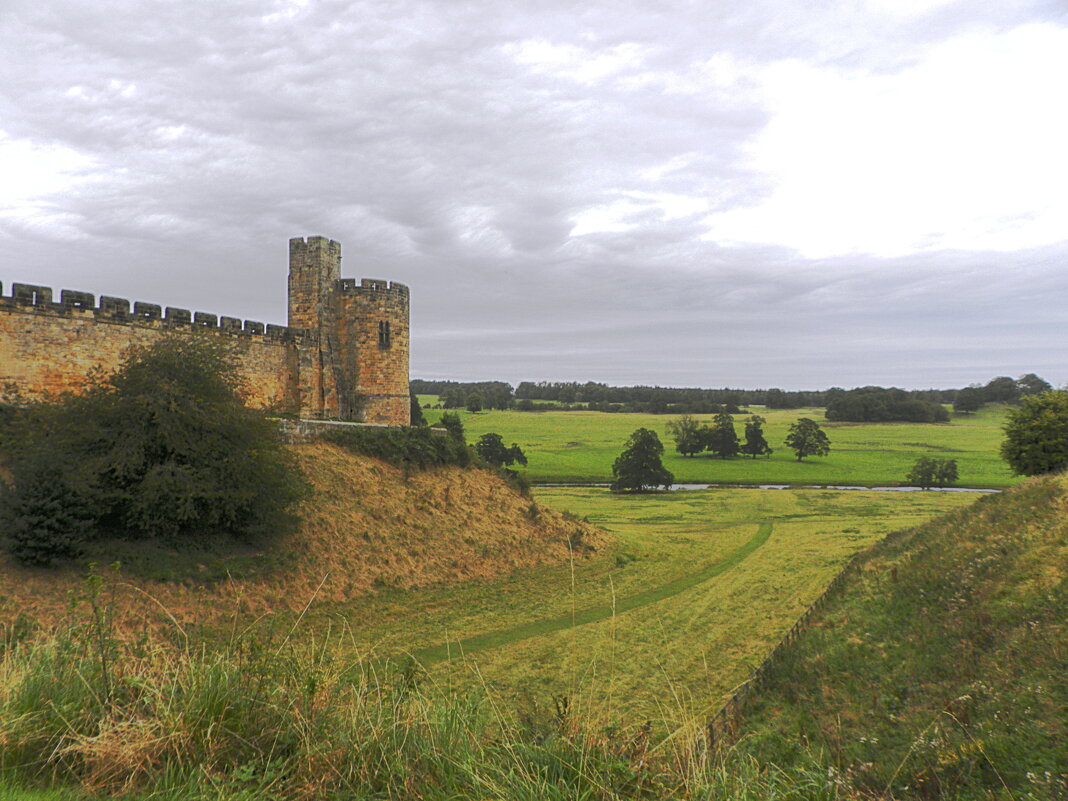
[1,337,305,563]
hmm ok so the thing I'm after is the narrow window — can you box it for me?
[378,320,391,348]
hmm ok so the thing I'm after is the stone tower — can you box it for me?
[288,236,410,424]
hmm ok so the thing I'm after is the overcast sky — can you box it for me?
[2,0,1066,390]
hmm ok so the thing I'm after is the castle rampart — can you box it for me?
[0,238,410,424]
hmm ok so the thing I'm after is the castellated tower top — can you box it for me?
[288,236,341,332]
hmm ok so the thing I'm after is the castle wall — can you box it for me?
[1,237,411,426]
[0,284,302,409]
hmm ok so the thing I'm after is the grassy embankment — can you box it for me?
[0,441,605,635]
[732,473,1068,800]
[420,399,1017,488]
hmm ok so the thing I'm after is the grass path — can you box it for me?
[409,522,773,666]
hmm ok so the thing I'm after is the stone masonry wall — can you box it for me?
[0,282,303,409]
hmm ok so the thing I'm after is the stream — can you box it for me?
[536,482,999,493]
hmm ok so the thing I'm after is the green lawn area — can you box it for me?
[329,485,980,723]
[420,399,1017,488]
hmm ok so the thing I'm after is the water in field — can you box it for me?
[537,482,999,493]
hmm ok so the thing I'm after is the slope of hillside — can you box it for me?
[734,474,1068,800]
[0,442,606,632]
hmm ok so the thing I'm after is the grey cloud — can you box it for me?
[2,0,1066,392]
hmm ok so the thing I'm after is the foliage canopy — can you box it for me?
[704,410,740,458]
[1000,391,1068,476]
[784,418,831,462]
[906,457,959,489]
[740,415,773,459]
[1,337,305,565]
[665,414,704,457]
[824,387,949,423]
[474,433,527,468]
[610,428,674,492]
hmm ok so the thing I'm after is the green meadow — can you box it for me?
[421,398,1018,488]
[330,485,979,723]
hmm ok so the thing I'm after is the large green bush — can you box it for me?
[0,337,305,565]
[1000,390,1068,475]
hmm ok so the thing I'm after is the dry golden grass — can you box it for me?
[286,442,606,600]
[0,442,605,634]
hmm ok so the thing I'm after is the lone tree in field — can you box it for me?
[784,418,831,462]
[705,410,740,458]
[666,414,704,457]
[611,428,674,493]
[740,415,773,458]
[1000,391,1068,476]
[907,457,959,489]
[0,337,304,565]
[475,432,527,468]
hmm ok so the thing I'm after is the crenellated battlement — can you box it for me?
[289,235,341,259]
[336,277,410,299]
[0,281,315,344]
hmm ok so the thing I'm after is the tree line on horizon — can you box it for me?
[411,373,1052,420]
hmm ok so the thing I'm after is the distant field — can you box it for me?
[331,485,979,723]
[419,398,1017,488]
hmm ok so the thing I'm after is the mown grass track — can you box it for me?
[410,523,773,666]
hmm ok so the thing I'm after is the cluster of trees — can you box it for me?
[665,414,830,462]
[518,398,743,415]
[0,339,305,566]
[409,380,513,411]
[762,388,836,409]
[612,388,1068,492]
[666,414,773,459]
[824,387,950,423]
[516,381,750,407]
[414,374,1053,420]
[953,373,1051,413]
[906,457,959,489]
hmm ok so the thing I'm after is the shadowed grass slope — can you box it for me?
[0,442,605,635]
[734,473,1068,800]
